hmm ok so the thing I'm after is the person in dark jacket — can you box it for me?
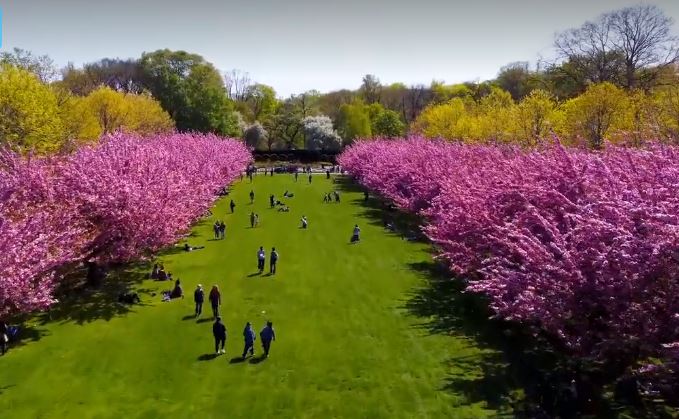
[270,247,279,274]
[269,194,275,208]
[249,190,255,204]
[171,279,184,299]
[209,285,221,319]
[242,322,256,359]
[260,321,276,357]
[230,199,236,213]
[0,321,8,355]
[213,317,227,355]
[194,284,204,317]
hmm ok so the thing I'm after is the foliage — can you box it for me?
[63,87,173,142]
[0,47,58,83]
[139,49,239,135]
[302,115,342,151]
[337,103,372,144]
[340,137,679,394]
[0,133,250,316]
[0,65,65,154]
[243,122,268,150]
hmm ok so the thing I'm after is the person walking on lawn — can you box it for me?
[260,321,276,357]
[209,285,221,318]
[213,316,227,355]
[194,284,204,317]
[257,246,266,274]
[242,322,256,359]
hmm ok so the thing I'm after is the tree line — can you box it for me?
[1,4,677,154]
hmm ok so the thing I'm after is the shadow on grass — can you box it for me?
[37,264,155,327]
[196,318,212,324]
[229,356,246,364]
[250,355,267,364]
[405,260,613,418]
[198,353,218,361]
[334,176,428,243]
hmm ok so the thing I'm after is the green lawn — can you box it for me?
[0,174,509,418]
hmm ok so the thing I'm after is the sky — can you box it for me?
[1,0,678,97]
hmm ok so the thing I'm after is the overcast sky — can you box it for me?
[1,0,678,96]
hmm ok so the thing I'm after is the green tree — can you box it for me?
[139,49,239,135]
[0,65,64,153]
[244,84,279,121]
[337,103,372,144]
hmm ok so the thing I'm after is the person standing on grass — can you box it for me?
[209,285,221,318]
[0,320,8,355]
[334,191,340,203]
[295,171,298,182]
[308,173,312,184]
[364,191,369,202]
[254,213,260,227]
[250,190,255,204]
[301,216,308,229]
[257,246,266,274]
[250,212,256,228]
[213,316,227,355]
[326,169,330,179]
[230,199,236,213]
[213,221,220,239]
[260,321,276,358]
[270,247,279,274]
[194,284,204,317]
[219,221,226,239]
[351,224,361,243]
[242,322,256,359]
[269,194,275,208]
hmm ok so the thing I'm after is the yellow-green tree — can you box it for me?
[651,85,679,141]
[0,65,64,153]
[477,87,516,143]
[412,98,473,141]
[514,89,561,146]
[561,82,629,148]
[63,87,174,142]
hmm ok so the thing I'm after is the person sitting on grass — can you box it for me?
[278,206,290,212]
[171,279,184,299]
[351,224,361,243]
[301,216,308,229]
[150,263,159,280]
[158,265,167,281]
[323,193,329,203]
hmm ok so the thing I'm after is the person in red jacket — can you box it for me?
[209,285,221,319]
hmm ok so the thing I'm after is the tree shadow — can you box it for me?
[405,260,615,418]
[37,265,154,326]
[197,353,218,361]
[334,176,428,242]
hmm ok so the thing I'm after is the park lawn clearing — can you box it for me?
[0,174,507,418]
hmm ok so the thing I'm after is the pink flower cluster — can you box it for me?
[339,137,679,366]
[0,133,251,316]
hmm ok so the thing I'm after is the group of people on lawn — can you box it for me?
[194,284,276,358]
